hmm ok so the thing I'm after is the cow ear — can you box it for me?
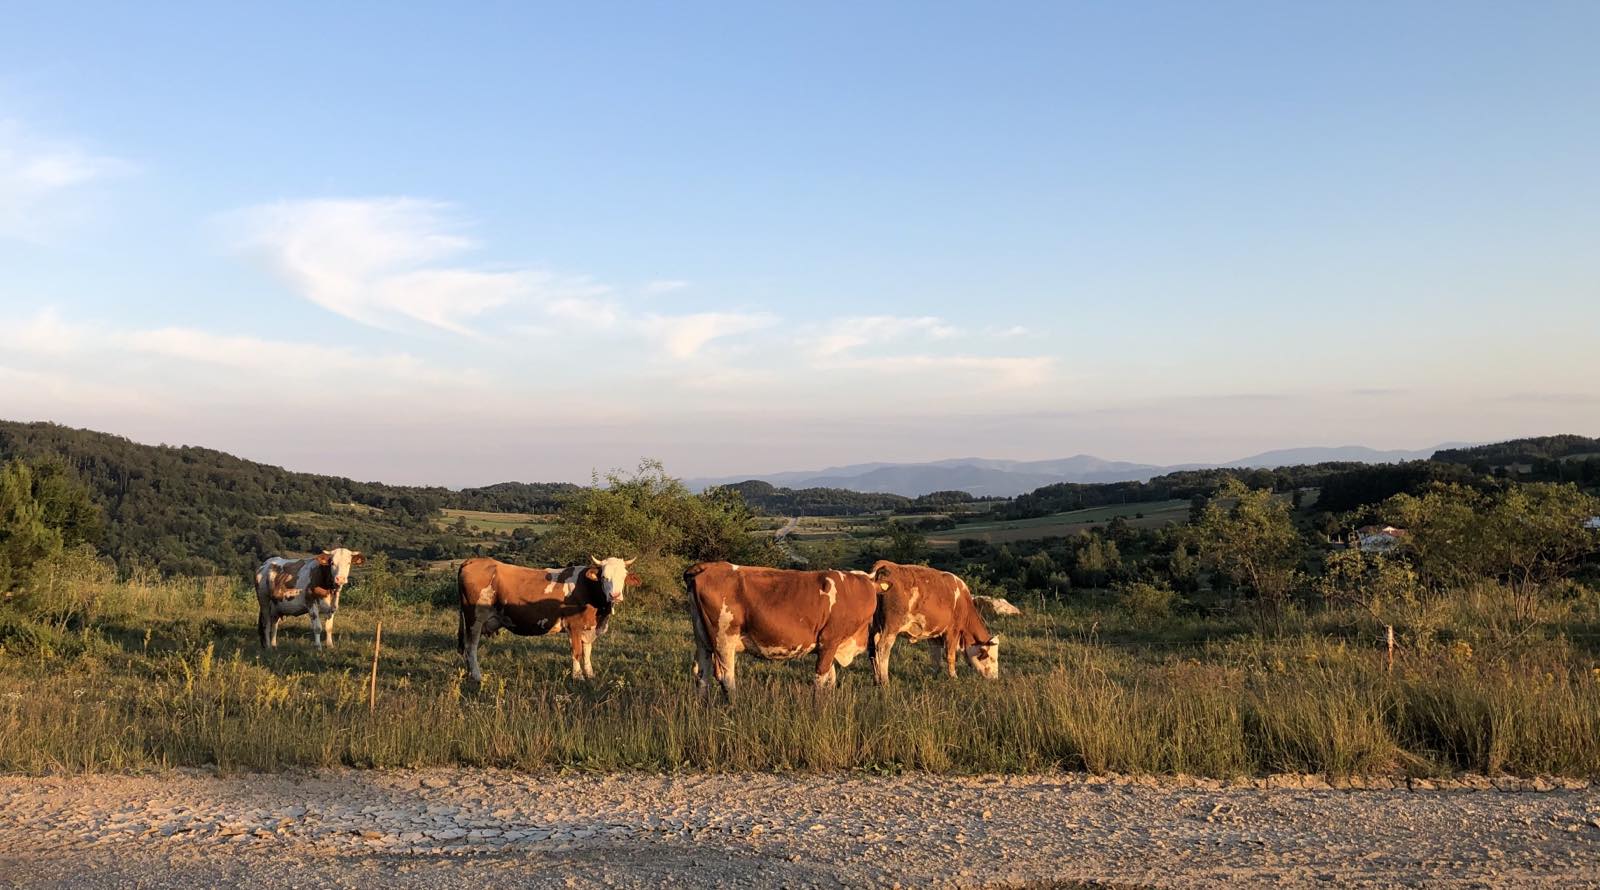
[351,552,366,565]
[626,573,641,586]
[316,553,332,565]
[584,567,600,581]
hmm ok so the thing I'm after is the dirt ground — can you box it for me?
[2,770,1598,888]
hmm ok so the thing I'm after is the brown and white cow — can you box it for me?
[869,561,1000,683]
[255,548,365,649]
[685,562,877,699]
[457,555,636,682]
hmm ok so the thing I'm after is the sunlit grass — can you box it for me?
[1,576,1598,777]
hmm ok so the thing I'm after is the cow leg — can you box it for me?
[568,629,585,680]
[692,643,714,694]
[941,634,959,678]
[713,639,739,701]
[580,629,597,679]
[257,604,272,650]
[872,630,898,686]
[322,611,335,649]
[463,606,491,683]
[309,608,325,650]
[268,613,282,648]
[813,645,839,690]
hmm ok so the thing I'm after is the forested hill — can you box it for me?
[1433,435,1600,467]
[0,421,576,576]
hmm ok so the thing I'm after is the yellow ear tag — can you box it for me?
[879,582,891,591]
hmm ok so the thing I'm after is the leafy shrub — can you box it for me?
[1116,581,1182,626]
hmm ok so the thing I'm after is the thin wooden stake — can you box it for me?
[369,620,383,713]
[1385,624,1395,673]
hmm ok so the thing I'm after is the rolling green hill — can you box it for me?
[0,420,576,576]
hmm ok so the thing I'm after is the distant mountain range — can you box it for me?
[688,444,1468,498]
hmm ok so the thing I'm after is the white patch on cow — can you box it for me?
[716,603,739,649]
[750,640,811,660]
[544,581,557,595]
[833,636,864,667]
[848,570,871,576]
[820,576,838,611]
[475,584,495,607]
[730,564,740,571]
[714,602,741,690]
[593,557,629,604]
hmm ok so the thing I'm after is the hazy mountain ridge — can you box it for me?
[689,445,1468,498]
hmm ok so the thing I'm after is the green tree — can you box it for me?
[1385,482,1599,619]
[879,520,928,564]
[541,460,782,605]
[0,460,103,592]
[1185,478,1302,621]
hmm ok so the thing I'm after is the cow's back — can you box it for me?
[874,561,968,638]
[687,563,875,656]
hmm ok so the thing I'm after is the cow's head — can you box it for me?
[318,548,366,588]
[584,555,638,606]
[964,634,1002,680]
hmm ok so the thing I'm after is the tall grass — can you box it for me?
[1,575,1598,777]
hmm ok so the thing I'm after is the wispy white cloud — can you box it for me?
[810,315,957,357]
[644,312,780,359]
[0,119,127,240]
[223,198,606,335]
[12,308,480,388]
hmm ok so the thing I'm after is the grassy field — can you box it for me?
[929,500,1191,546]
[436,508,554,535]
[3,571,1599,777]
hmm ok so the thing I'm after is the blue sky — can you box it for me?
[3,2,1597,485]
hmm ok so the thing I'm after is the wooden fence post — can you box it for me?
[369,620,383,713]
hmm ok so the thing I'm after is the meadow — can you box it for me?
[928,499,1192,547]
[3,566,1598,779]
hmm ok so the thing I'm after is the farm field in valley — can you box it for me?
[435,508,553,535]
[928,499,1192,546]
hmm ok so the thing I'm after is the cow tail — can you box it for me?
[455,561,469,654]
[867,578,884,664]
[684,564,712,660]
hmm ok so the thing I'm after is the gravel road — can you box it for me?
[3,770,1599,888]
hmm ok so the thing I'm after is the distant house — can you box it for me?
[1355,525,1409,553]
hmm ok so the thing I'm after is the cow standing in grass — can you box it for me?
[869,560,1000,683]
[255,548,365,649]
[684,562,878,700]
[457,556,636,682]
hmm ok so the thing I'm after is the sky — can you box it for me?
[2,1,1597,486]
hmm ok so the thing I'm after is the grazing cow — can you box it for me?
[255,548,365,649]
[869,561,1000,683]
[684,562,877,699]
[457,555,636,682]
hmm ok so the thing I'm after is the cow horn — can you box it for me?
[590,555,603,566]
[624,556,637,567]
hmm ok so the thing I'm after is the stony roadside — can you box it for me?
[2,770,1598,888]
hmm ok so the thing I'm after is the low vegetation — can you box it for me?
[2,428,1598,777]
[1,568,1597,777]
